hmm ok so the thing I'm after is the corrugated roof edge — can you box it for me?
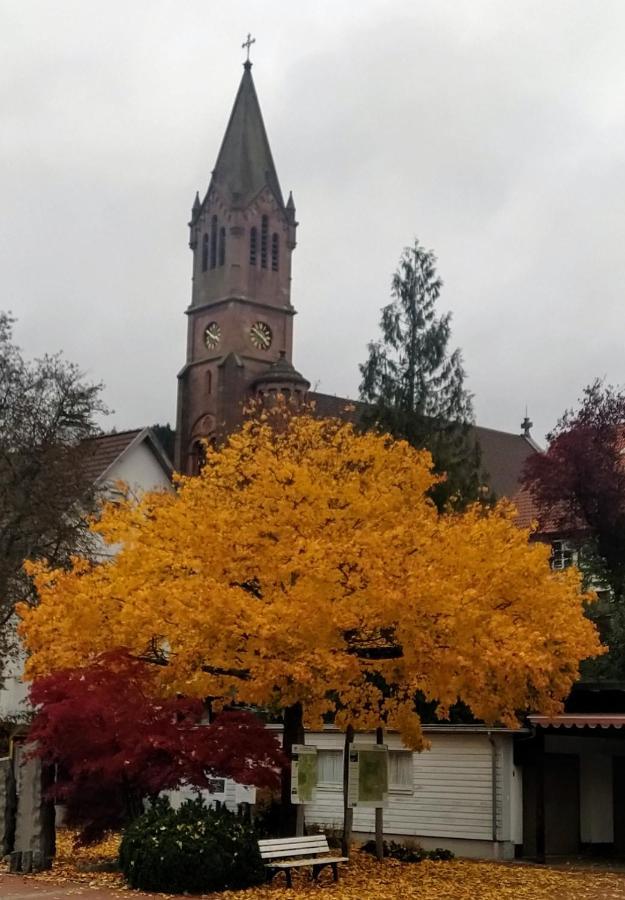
[265,723,530,735]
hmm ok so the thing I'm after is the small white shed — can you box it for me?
[298,725,524,860]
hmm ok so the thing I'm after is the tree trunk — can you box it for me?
[375,726,384,861]
[280,702,304,837]
[341,725,355,857]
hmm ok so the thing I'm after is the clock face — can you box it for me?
[250,321,272,351]
[204,322,221,350]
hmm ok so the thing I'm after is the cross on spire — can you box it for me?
[242,33,256,64]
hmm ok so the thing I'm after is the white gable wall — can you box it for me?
[101,438,173,497]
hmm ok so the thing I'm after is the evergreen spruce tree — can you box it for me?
[359,239,483,510]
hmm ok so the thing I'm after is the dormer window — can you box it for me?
[271,233,279,272]
[250,227,258,265]
[201,233,209,272]
[210,216,218,269]
[261,215,268,269]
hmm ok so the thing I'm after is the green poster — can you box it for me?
[348,744,389,808]
[291,744,318,804]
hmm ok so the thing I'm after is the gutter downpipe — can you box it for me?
[488,731,498,858]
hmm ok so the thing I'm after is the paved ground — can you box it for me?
[0,875,137,899]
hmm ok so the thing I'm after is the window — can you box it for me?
[250,226,258,265]
[210,216,218,269]
[261,215,269,269]
[271,233,279,272]
[201,233,209,272]
[218,227,226,266]
[206,370,212,394]
[388,751,413,791]
[551,540,576,570]
[190,440,206,475]
[317,750,342,787]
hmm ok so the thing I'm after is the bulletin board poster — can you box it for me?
[348,744,389,808]
[291,744,318,805]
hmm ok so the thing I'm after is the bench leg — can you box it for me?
[332,862,339,882]
[285,868,292,889]
[312,864,322,882]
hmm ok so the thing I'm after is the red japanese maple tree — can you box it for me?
[28,650,284,843]
[523,379,625,677]
[523,379,625,592]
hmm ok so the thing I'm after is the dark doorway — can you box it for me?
[613,756,625,856]
[545,754,580,856]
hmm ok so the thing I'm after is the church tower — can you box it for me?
[175,59,305,473]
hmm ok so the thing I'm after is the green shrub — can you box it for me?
[119,797,265,894]
[360,838,454,863]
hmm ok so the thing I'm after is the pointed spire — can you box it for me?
[191,191,201,220]
[209,65,284,209]
[285,191,298,249]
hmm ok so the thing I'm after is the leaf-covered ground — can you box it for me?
[6,830,625,899]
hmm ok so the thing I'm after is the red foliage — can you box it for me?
[28,649,284,842]
[523,379,625,591]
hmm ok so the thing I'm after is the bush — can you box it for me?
[360,838,454,863]
[119,797,265,894]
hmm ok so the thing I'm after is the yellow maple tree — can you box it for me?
[19,406,602,750]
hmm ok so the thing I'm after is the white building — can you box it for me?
[302,725,523,861]
[0,427,173,720]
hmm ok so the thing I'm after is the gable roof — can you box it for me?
[209,63,284,209]
[474,425,539,499]
[81,428,173,485]
[308,392,538,501]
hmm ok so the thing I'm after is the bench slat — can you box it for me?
[261,845,330,859]
[267,856,349,868]
[258,837,329,849]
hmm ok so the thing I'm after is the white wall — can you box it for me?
[301,728,515,856]
[103,439,172,498]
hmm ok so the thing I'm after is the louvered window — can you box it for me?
[261,215,269,269]
[210,216,218,269]
[271,233,279,272]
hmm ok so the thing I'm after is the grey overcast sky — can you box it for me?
[2,1,625,442]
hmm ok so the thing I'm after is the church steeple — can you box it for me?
[210,63,284,209]
[175,58,302,474]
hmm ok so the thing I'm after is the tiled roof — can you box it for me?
[308,392,538,502]
[473,425,538,499]
[512,486,587,537]
[308,392,366,424]
[80,429,144,483]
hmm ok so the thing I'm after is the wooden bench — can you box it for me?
[258,835,349,887]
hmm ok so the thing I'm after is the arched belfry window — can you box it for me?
[190,439,206,475]
[218,227,226,266]
[201,233,209,272]
[250,226,258,265]
[271,233,279,272]
[210,216,218,269]
[261,215,269,269]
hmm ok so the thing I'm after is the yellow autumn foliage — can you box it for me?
[19,408,603,749]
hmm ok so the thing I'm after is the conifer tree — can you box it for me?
[359,240,482,509]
